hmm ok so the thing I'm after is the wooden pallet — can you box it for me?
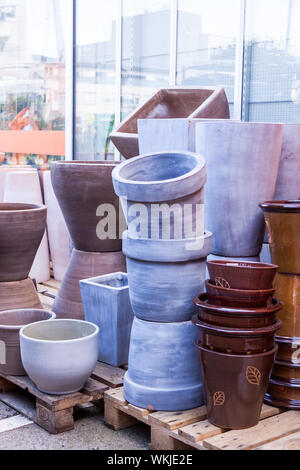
[104,387,300,450]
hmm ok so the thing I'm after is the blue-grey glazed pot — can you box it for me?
[80,272,133,367]
[112,151,206,240]
[123,230,212,322]
[124,318,203,411]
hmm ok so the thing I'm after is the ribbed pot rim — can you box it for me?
[133,316,193,327]
[260,200,300,213]
[0,309,55,330]
[51,160,119,167]
[0,203,46,213]
[192,316,282,337]
[20,319,99,344]
[193,294,282,315]
[207,259,278,271]
[195,341,278,359]
[269,377,300,389]
[275,359,300,370]
[205,280,276,296]
[275,335,300,345]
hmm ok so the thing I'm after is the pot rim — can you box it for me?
[269,377,300,389]
[0,309,56,330]
[207,259,278,271]
[20,319,99,344]
[205,280,276,296]
[274,359,300,369]
[195,341,278,358]
[260,200,300,213]
[0,203,46,213]
[193,293,282,315]
[192,316,282,337]
[50,160,119,168]
[275,335,300,345]
[79,272,128,291]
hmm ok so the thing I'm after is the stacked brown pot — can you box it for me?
[193,260,282,429]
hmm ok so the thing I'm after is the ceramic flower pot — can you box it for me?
[260,201,300,274]
[53,249,126,320]
[272,360,300,384]
[194,121,283,257]
[123,231,212,322]
[0,203,47,282]
[207,260,278,290]
[193,316,282,355]
[260,243,272,265]
[274,273,300,338]
[0,166,37,202]
[205,280,275,308]
[124,318,203,411]
[20,319,99,394]
[0,279,43,312]
[193,294,282,329]
[80,272,133,366]
[0,309,55,375]
[265,377,300,409]
[274,124,300,201]
[50,161,123,252]
[276,337,300,363]
[196,343,277,429]
[112,151,206,240]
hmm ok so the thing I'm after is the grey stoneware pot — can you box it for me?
[123,230,212,322]
[112,151,206,240]
[80,272,133,367]
[274,124,300,200]
[20,319,99,394]
[0,309,55,376]
[124,318,203,411]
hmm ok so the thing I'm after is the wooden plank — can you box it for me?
[104,403,138,431]
[36,401,74,434]
[0,415,32,433]
[39,294,54,310]
[92,362,125,388]
[42,279,61,290]
[0,390,37,421]
[104,387,128,406]
[256,431,300,450]
[127,403,151,419]
[37,284,57,299]
[169,429,206,451]
[148,406,207,431]
[151,426,194,451]
[203,411,300,450]
[81,378,108,397]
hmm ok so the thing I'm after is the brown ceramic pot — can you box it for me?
[265,377,300,409]
[0,278,43,312]
[0,203,47,282]
[50,161,124,252]
[205,280,275,308]
[193,294,282,328]
[196,343,277,429]
[272,359,300,384]
[276,336,300,363]
[0,309,55,375]
[207,260,278,290]
[193,316,282,355]
[260,201,300,274]
[274,273,300,338]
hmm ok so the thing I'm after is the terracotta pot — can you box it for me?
[193,317,282,355]
[193,294,282,328]
[50,161,123,252]
[274,124,300,201]
[123,231,212,322]
[124,318,203,411]
[276,336,300,363]
[53,248,126,320]
[112,151,206,240]
[205,280,275,308]
[20,319,99,394]
[196,343,277,429]
[260,201,300,274]
[274,273,300,338]
[272,360,300,384]
[265,377,300,409]
[0,278,43,312]
[111,87,230,159]
[0,309,55,375]
[207,260,278,290]
[0,203,47,282]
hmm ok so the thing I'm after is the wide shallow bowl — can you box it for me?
[20,319,99,394]
[0,309,55,375]
[205,280,275,308]
[276,336,300,363]
[206,260,278,290]
[193,317,282,355]
[265,377,300,409]
[193,294,282,328]
[196,343,277,429]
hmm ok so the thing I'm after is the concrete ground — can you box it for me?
[0,401,149,450]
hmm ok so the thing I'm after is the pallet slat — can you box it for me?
[256,430,300,450]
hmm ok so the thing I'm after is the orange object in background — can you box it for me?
[0,130,65,156]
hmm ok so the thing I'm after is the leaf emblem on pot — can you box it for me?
[215,277,230,289]
[246,366,261,385]
[213,391,225,406]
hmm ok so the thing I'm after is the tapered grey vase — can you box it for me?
[274,124,300,200]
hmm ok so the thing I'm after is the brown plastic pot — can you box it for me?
[276,336,300,363]
[274,273,300,338]
[0,203,47,282]
[265,377,300,409]
[193,316,282,355]
[207,260,278,290]
[260,201,300,274]
[193,294,282,328]
[0,309,56,375]
[0,278,43,312]
[272,359,300,384]
[196,343,277,429]
[205,280,275,308]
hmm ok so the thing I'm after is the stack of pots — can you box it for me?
[193,260,282,429]
[112,151,212,411]
[260,201,300,408]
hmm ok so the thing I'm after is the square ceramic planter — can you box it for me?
[80,272,133,367]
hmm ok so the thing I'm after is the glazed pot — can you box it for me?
[274,273,300,338]
[123,231,212,322]
[80,272,133,367]
[53,249,126,320]
[260,243,272,265]
[195,121,283,257]
[20,319,99,394]
[193,317,282,355]
[196,343,277,429]
[0,203,47,282]
[274,124,300,201]
[260,201,300,274]
[50,161,123,252]
[124,318,203,411]
[205,280,275,308]
[272,360,300,384]
[0,309,55,375]
[276,336,300,363]
[193,294,282,328]
[265,377,300,409]
[0,278,43,312]
[112,151,206,240]
[206,260,278,290]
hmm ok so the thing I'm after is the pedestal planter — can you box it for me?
[80,272,133,366]
[272,360,300,383]
[20,319,99,395]
[276,337,300,363]
[205,280,275,308]
[274,273,300,338]
[53,249,126,320]
[265,378,300,409]
[0,309,55,375]
[123,231,212,322]
[112,151,206,240]
[197,343,277,429]
[0,279,43,312]
[274,124,300,200]
[124,318,203,411]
